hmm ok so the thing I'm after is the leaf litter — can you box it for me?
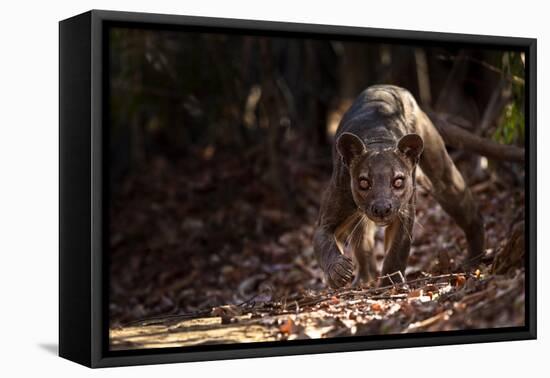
[108,147,525,349]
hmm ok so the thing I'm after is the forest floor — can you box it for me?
[108,146,525,350]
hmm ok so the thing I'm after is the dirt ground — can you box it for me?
[108,146,525,350]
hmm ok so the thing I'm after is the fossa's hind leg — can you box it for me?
[417,111,485,267]
[380,198,415,286]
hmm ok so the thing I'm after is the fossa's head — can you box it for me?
[336,132,423,225]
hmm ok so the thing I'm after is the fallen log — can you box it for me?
[427,111,525,163]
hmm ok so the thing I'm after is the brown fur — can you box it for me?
[313,85,484,288]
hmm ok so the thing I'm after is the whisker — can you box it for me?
[353,214,367,252]
[398,212,413,243]
[413,218,425,230]
[399,207,424,231]
[399,208,413,217]
[344,211,364,248]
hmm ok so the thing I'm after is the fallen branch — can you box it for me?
[427,111,525,163]
[123,272,471,328]
[284,272,469,311]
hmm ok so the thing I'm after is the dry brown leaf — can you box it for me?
[279,318,294,334]
[408,289,423,298]
[455,275,467,287]
[371,303,383,312]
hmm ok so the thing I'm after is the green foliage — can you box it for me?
[492,52,525,146]
[494,101,525,145]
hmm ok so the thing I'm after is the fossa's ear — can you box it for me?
[397,133,424,165]
[336,132,366,168]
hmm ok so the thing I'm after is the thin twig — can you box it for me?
[283,273,469,311]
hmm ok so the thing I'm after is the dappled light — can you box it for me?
[108,27,526,349]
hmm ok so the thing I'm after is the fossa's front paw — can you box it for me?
[326,255,354,288]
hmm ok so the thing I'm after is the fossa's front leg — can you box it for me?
[380,199,415,287]
[338,217,376,287]
[314,177,357,288]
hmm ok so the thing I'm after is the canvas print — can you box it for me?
[107,25,527,351]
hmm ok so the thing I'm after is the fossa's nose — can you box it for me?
[371,200,392,218]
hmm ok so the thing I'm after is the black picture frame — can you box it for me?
[59,9,537,368]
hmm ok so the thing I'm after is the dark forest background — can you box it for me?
[108,27,526,343]
[109,28,525,184]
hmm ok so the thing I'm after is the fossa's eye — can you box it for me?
[358,177,370,190]
[393,176,405,189]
